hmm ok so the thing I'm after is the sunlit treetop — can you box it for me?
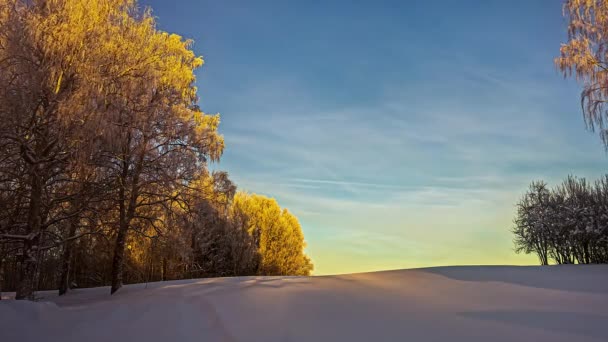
[557,0,608,146]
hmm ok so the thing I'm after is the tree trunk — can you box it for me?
[16,240,38,299]
[110,222,128,294]
[162,257,167,281]
[16,167,42,300]
[0,248,5,301]
[111,156,129,295]
[58,217,78,295]
[110,144,143,294]
[110,130,148,294]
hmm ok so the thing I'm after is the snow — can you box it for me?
[1,265,608,342]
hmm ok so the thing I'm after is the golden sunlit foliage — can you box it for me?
[231,192,313,276]
[556,0,608,146]
[0,0,312,299]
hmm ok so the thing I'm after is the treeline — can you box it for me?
[0,0,312,300]
[512,176,608,265]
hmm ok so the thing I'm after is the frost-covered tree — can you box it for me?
[513,181,551,265]
[513,176,608,265]
[0,0,223,297]
[0,0,114,299]
[557,0,608,148]
[230,192,313,276]
[0,0,314,299]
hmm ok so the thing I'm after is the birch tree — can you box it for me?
[557,0,608,147]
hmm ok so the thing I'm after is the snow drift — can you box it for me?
[1,265,607,342]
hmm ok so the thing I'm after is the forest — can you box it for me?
[0,0,312,300]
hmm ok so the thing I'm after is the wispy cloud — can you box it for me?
[148,0,591,274]
[197,0,608,275]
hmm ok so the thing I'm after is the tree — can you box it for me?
[513,181,551,265]
[512,176,608,265]
[0,0,107,299]
[83,6,224,294]
[230,192,313,276]
[557,0,608,147]
[179,171,258,278]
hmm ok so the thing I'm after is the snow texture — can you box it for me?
[1,265,608,342]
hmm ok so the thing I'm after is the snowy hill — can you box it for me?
[1,265,608,342]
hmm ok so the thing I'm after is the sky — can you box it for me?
[141,0,608,275]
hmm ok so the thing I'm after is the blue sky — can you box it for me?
[142,0,608,274]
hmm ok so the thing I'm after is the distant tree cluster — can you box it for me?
[230,193,313,276]
[513,176,608,265]
[0,0,312,300]
[191,192,313,278]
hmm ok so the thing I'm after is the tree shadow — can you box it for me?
[458,310,608,340]
[418,265,608,294]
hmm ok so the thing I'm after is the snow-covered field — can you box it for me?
[1,265,607,342]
